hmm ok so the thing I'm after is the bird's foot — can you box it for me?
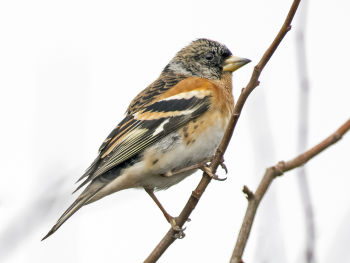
[201,165,227,181]
[219,157,228,174]
[169,217,186,239]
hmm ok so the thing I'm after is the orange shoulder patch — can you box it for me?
[155,77,217,101]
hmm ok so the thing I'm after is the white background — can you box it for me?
[0,0,349,262]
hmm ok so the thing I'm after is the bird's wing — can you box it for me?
[75,76,217,192]
[126,72,188,115]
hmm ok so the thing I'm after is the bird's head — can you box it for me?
[164,38,251,79]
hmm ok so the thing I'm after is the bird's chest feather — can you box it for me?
[150,110,228,168]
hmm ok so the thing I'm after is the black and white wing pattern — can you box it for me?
[75,75,216,191]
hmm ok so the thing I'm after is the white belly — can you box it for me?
[125,123,226,190]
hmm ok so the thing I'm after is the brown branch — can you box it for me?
[230,119,350,263]
[144,0,301,262]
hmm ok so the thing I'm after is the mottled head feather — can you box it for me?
[164,39,232,79]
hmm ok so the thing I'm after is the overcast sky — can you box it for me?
[0,0,349,262]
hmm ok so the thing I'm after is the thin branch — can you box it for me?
[230,119,350,263]
[295,1,316,261]
[144,0,301,262]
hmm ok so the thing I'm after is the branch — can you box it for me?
[230,119,350,263]
[295,1,317,261]
[144,0,301,262]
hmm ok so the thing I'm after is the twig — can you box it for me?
[229,119,350,263]
[144,0,302,262]
[295,0,316,262]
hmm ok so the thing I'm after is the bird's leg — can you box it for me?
[162,159,211,177]
[164,157,228,181]
[144,188,172,222]
[144,188,186,239]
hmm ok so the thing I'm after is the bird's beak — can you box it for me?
[223,56,251,72]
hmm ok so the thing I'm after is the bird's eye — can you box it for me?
[222,50,231,59]
[204,52,214,61]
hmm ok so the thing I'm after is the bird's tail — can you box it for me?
[41,184,104,241]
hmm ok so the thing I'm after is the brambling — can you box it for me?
[42,39,250,240]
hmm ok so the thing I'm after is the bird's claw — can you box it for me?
[201,166,227,181]
[172,226,186,239]
[169,217,186,239]
[219,158,228,174]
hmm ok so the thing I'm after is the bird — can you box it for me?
[42,38,250,240]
